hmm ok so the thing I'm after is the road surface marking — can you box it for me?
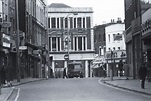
[15,88,20,101]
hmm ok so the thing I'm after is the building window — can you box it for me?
[83,18,85,28]
[65,18,68,28]
[51,37,61,51]
[86,17,91,28]
[113,34,115,41]
[78,37,82,50]
[113,33,122,41]
[77,17,82,28]
[108,35,110,42]
[60,17,64,29]
[51,18,56,28]
[57,18,59,28]
[48,18,50,28]
[99,34,101,42]
[74,18,76,28]
[74,36,86,51]
[74,37,77,50]
[52,37,56,51]
[70,17,73,28]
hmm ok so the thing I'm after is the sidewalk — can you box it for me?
[0,78,45,101]
[100,76,151,95]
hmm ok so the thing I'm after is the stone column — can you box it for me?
[56,37,58,51]
[82,36,84,51]
[85,60,88,78]
[76,37,78,51]
[52,61,55,77]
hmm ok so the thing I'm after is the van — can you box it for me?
[67,62,83,78]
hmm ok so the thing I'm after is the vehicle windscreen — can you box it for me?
[68,64,81,71]
[74,65,81,70]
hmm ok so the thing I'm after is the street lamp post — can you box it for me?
[63,13,78,73]
[110,51,113,80]
[110,50,116,81]
[0,24,2,94]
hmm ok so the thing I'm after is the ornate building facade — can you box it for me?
[48,3,95,78]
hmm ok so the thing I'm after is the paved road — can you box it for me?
[8,78,151,101]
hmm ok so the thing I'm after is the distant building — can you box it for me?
[105,21,126,76]
[93,19,126,77]
[47,3,95,78]
[105,23,125,52]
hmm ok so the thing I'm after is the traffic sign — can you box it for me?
[64,54,69,60]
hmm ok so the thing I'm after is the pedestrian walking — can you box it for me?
[139,63,147,89]
[63,68,67,79]
[118,59,123,77]
[102,65,106,78]
[123,61,130,80]
[50,68,53,78]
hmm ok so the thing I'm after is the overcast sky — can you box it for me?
[47,0,125,26]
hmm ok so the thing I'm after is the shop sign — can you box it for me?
[2,33,10,48]
[19,46,27,50]
[64,54,69,60]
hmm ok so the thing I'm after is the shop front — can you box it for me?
[25,43,42,78]
[0,33,14,82]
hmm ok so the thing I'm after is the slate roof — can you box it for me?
[48,3,71,8]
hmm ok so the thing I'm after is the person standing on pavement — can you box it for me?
[123,61,130,80]
[139,63,147,89]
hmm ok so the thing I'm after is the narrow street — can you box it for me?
[8,78,151,101]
